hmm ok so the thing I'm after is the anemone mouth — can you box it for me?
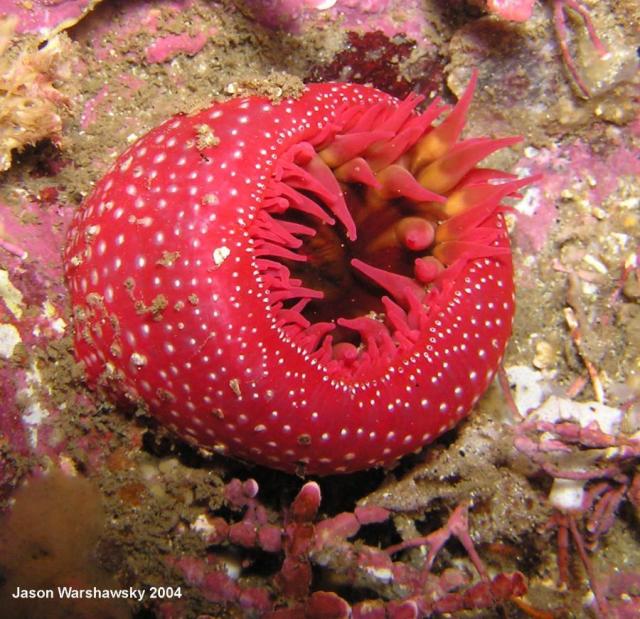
[250,78,528,380]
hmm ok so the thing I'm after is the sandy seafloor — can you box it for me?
[0,0,639,617]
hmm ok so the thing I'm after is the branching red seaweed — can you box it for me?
[172,478,527,617]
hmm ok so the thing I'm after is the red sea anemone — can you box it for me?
[64,75,533,475]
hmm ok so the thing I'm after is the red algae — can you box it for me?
[309,30,446,99]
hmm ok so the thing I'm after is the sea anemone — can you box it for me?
[65,75,533,474]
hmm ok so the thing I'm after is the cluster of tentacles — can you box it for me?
[250,74,530,380]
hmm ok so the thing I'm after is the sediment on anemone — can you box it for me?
[250,73,530,381]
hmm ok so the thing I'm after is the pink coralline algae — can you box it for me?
[513,141,640,255]
[145,31,211,64]
[171,478,527,617]
[240,0,335,32]
[486,0,535,22]
[0,0,102,36]
[0,197,76,500]
[65,76,534,475]
[243,0,433,40]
